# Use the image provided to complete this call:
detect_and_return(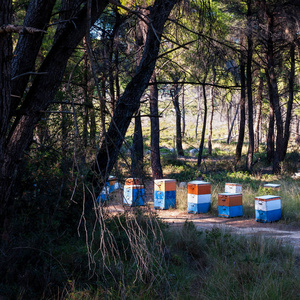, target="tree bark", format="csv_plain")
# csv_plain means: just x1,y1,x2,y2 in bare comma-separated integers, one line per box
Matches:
254,75,263,152
131,7,149,175
0,0,109,209
93,0,178,189
236,54,246,162
172,82,184,156
207,67,216,155
282,43,295,159
150,74,163,179
197,84,207,168
246,0,254,172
